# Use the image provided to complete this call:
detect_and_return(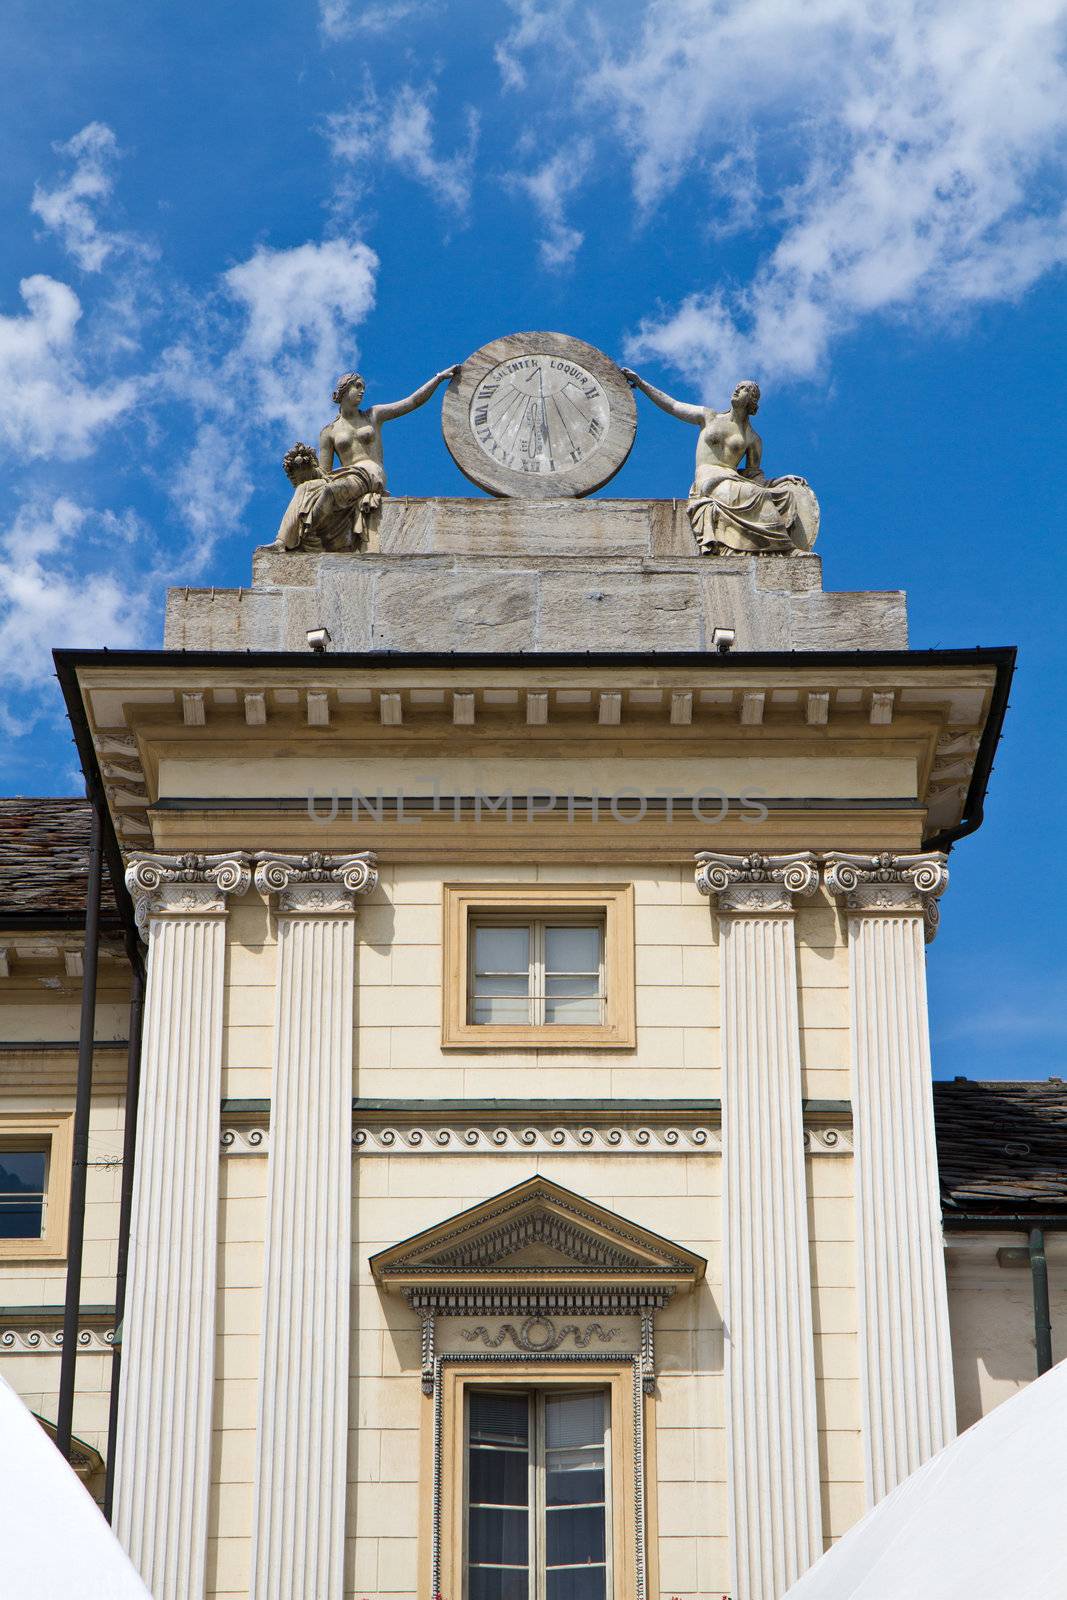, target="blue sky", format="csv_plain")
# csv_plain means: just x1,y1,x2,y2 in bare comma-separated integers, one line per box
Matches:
1,0,1065,1078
